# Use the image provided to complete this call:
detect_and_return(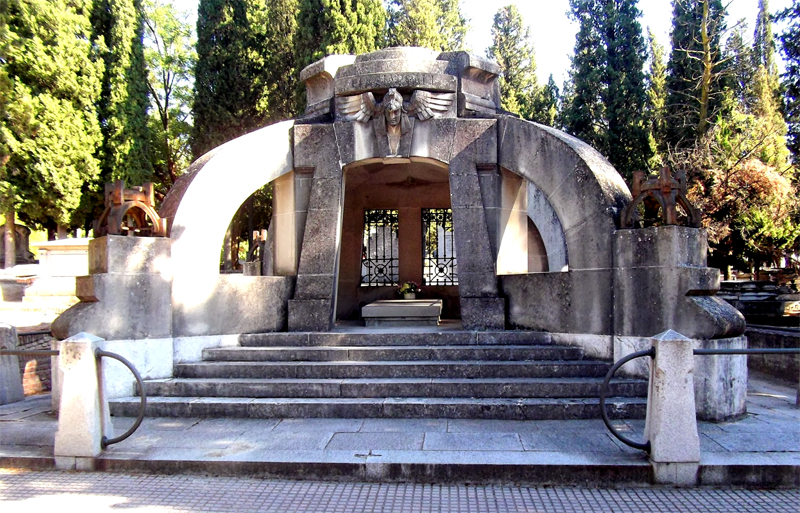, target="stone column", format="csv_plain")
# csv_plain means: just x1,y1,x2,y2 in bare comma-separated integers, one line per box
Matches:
0,323,24,405
288,124,344,331
54,332,114,471
645,330,700,486
449,120,504,330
